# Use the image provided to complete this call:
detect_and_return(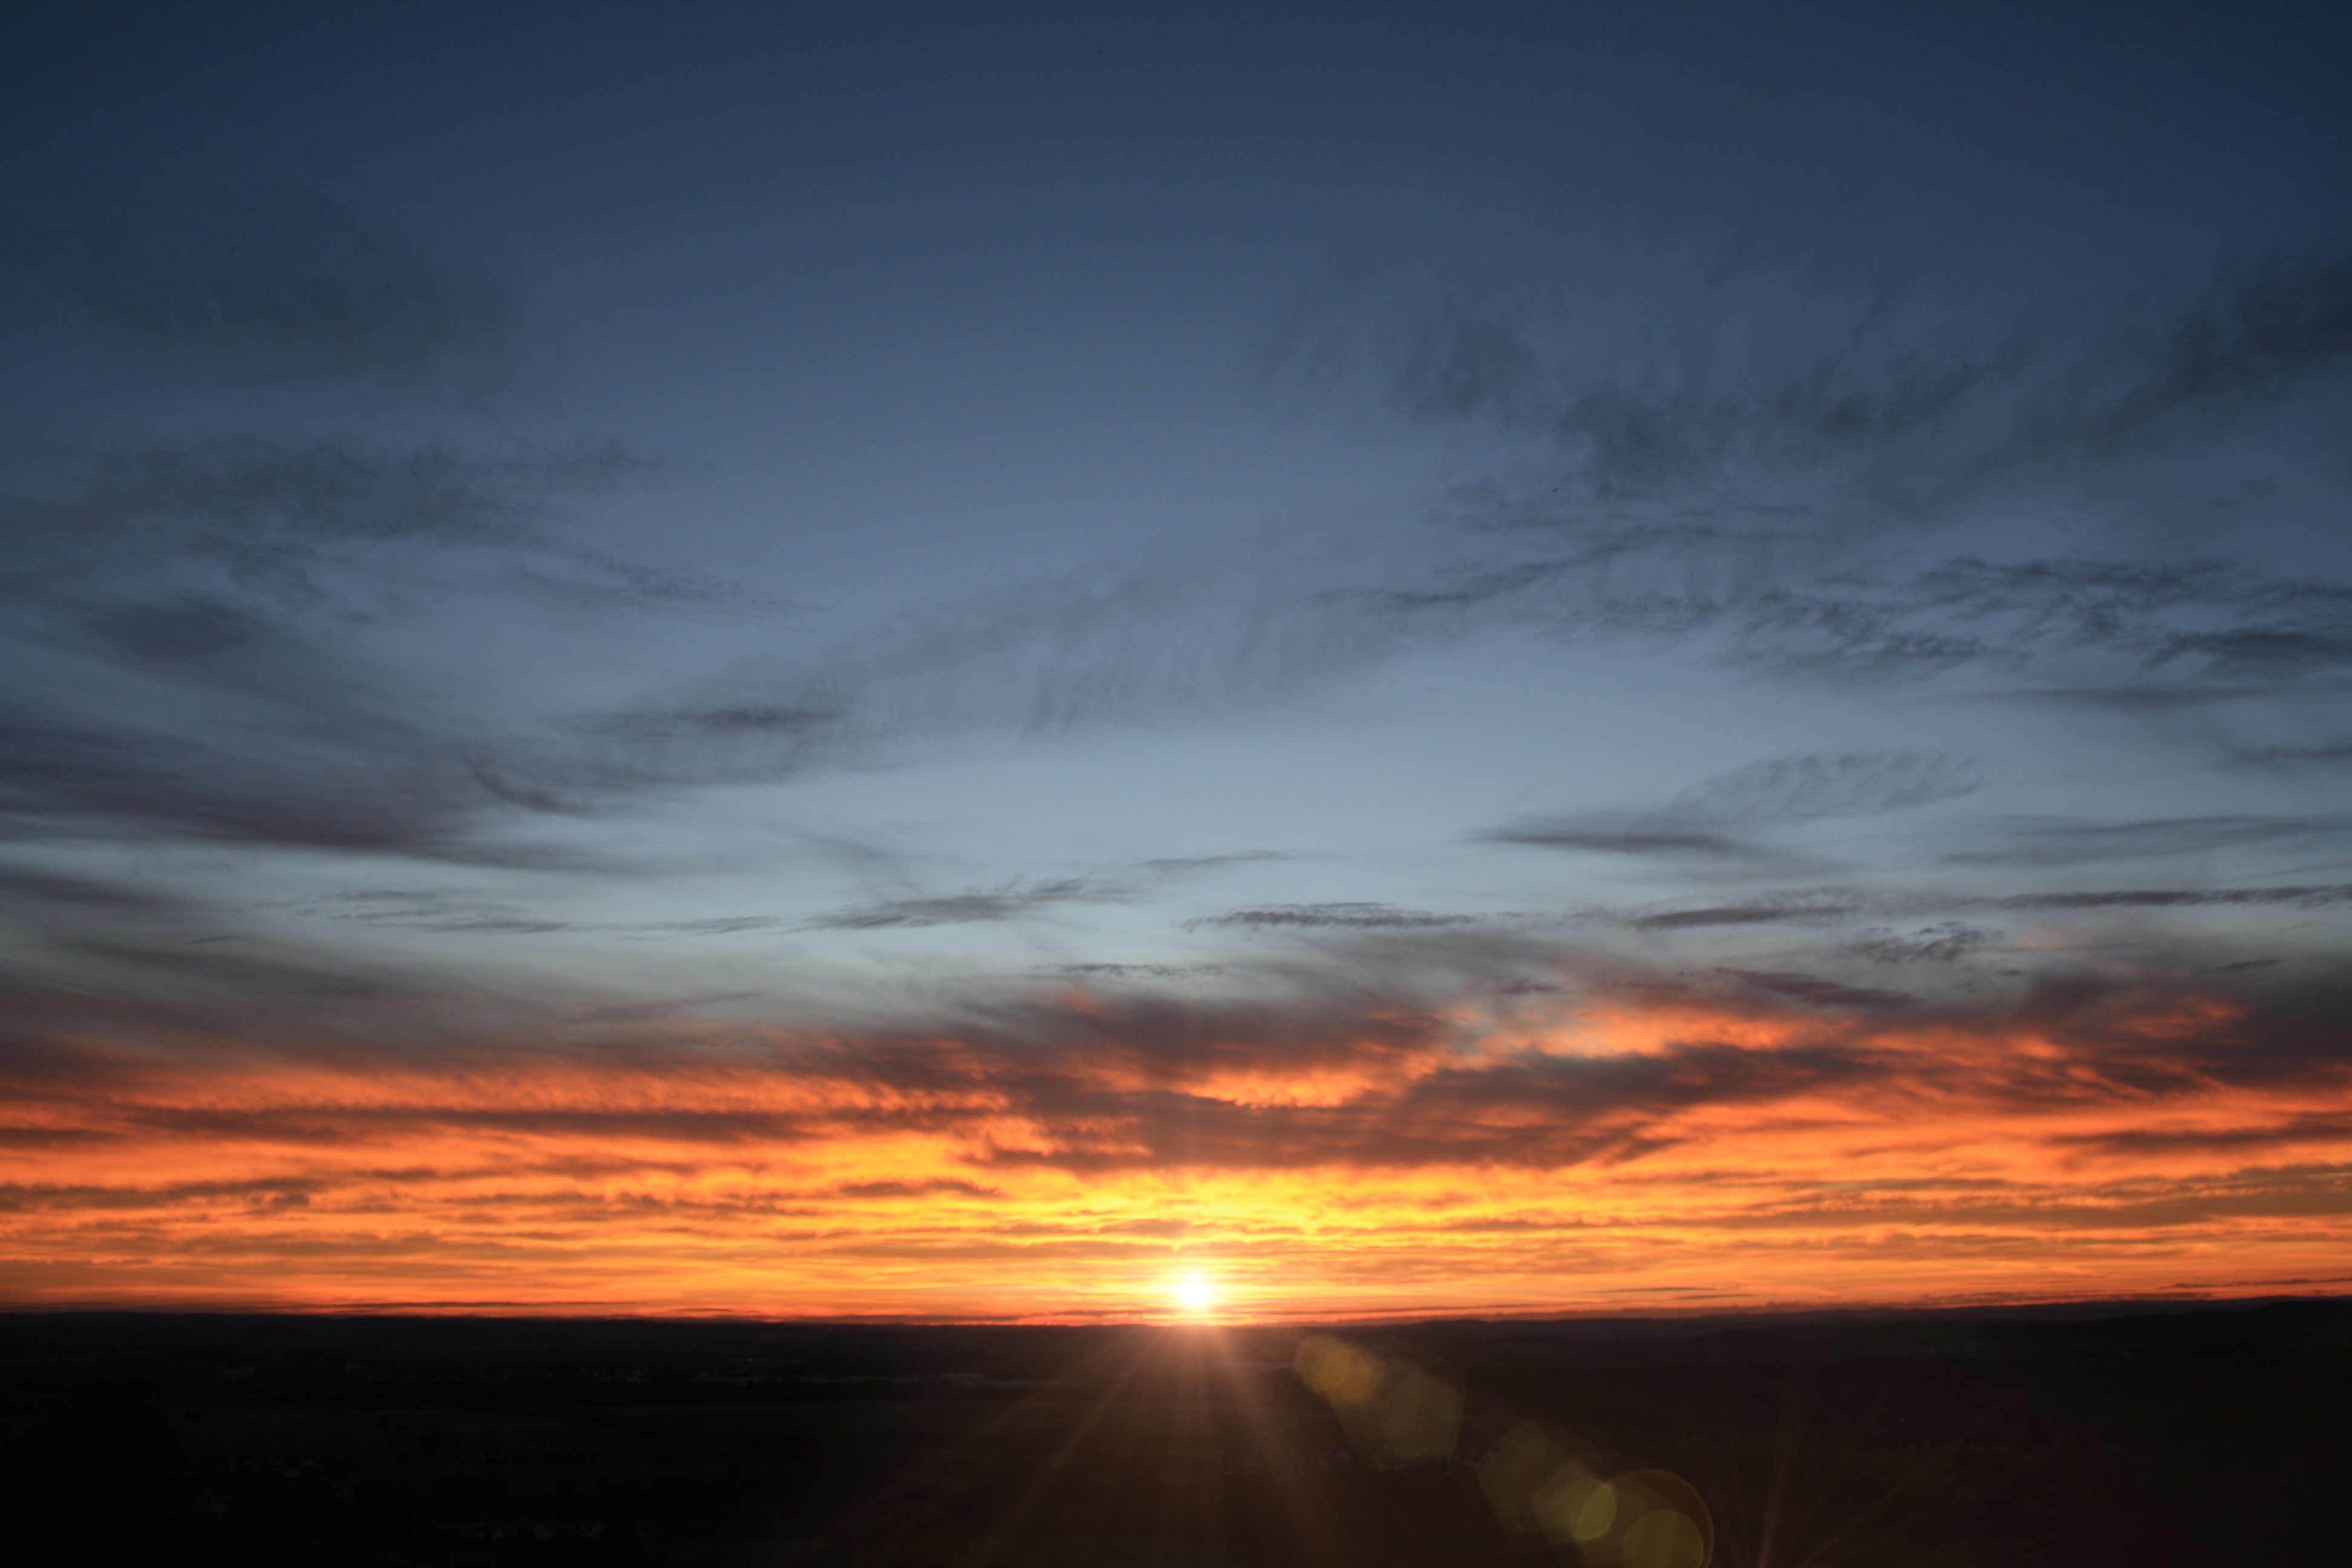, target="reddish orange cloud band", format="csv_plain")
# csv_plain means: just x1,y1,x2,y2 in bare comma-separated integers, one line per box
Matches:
3,986,2347,1319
